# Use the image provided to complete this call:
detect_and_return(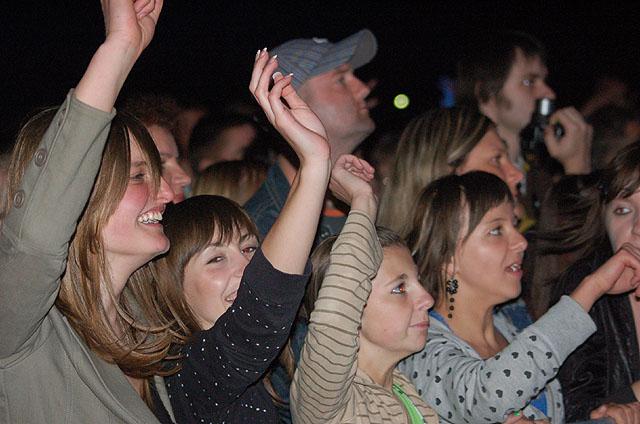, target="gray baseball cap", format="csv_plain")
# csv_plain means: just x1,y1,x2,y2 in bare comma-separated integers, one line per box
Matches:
272,29,377,89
